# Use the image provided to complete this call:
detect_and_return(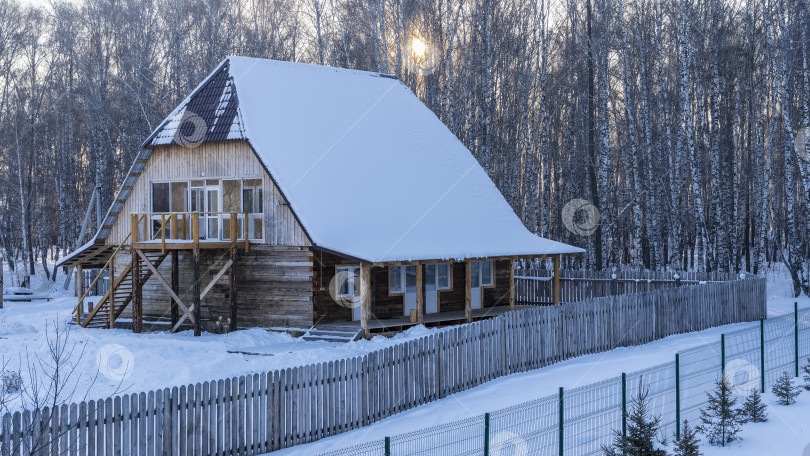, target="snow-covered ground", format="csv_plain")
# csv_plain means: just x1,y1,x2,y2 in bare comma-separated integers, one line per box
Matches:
0,264,447,413
1,263,808,455
265,267,810,455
